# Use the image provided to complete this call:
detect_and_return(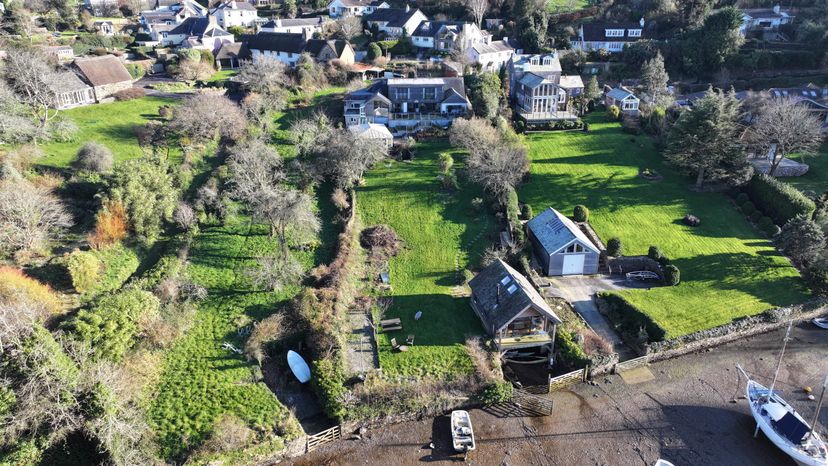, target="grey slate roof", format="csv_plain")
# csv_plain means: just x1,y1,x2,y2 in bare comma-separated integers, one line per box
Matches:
527,208,599,256
365,7,420,27
261,17,324,28
243,32,307,53
606,87,636,101
169,17,230,37
412,20,463,38
304,39,350,57
211,0,256,11
742,8,789,19
471,39,513,55
469,259,562,334
580,22,643,42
